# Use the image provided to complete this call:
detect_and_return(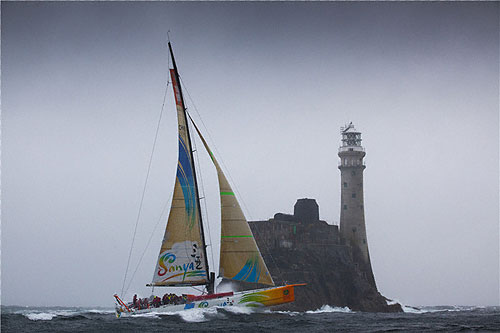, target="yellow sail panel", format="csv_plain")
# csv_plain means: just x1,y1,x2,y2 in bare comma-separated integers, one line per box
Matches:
191,120,274,286
218,175,274,285
151,69,208,286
